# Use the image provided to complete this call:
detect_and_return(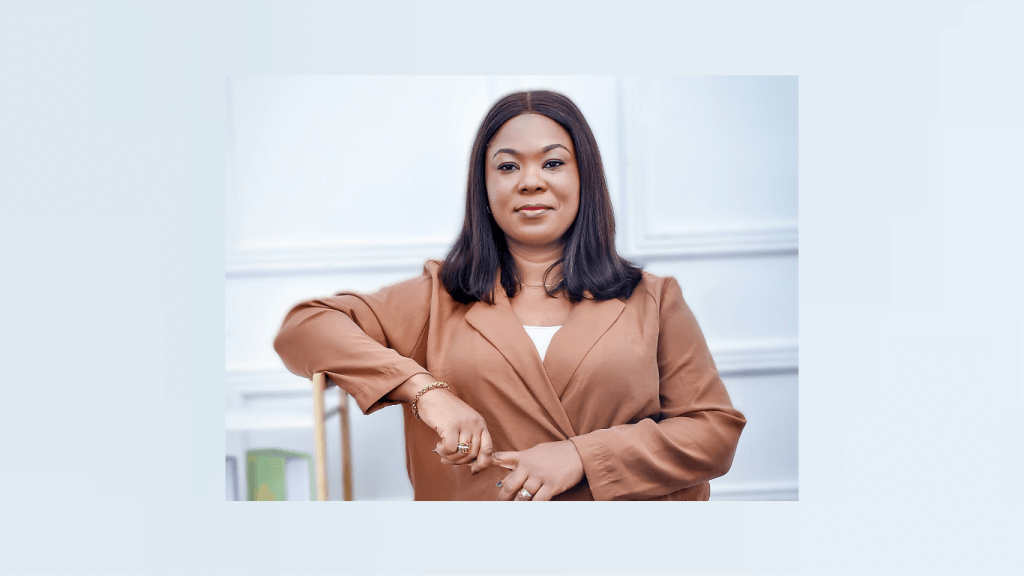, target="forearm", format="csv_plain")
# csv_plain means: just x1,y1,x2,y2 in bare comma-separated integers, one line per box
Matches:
274,300,429,414
383,372,436,403
569,409,746,501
